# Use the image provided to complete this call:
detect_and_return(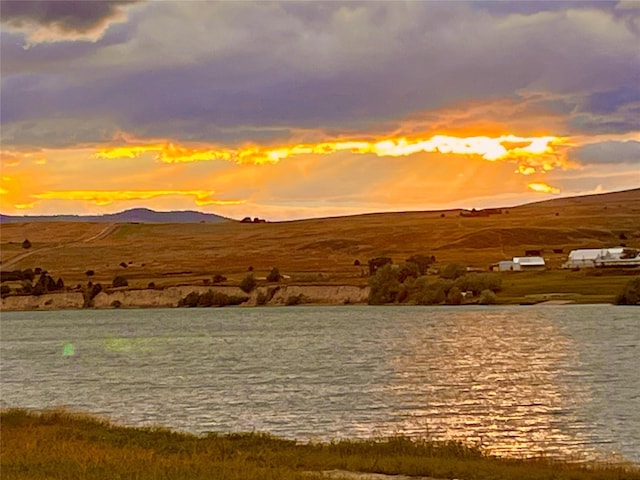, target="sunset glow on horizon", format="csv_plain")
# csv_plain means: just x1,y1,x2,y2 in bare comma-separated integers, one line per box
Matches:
1,1,638,219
